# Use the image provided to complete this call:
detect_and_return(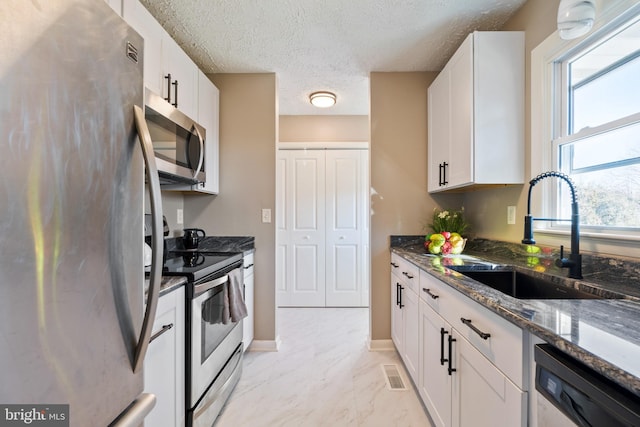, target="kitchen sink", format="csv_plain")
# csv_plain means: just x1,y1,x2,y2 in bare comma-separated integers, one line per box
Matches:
449,268,610,300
